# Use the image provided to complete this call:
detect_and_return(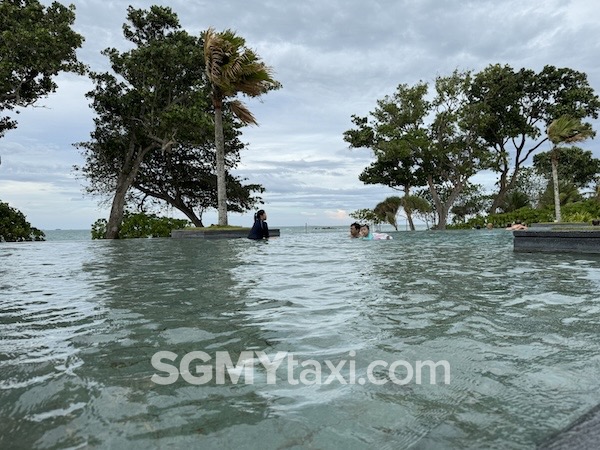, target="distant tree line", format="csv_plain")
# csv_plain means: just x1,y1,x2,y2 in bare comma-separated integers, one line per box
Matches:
345,66,600,229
